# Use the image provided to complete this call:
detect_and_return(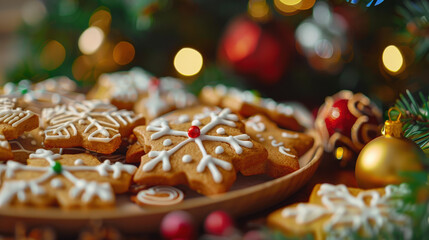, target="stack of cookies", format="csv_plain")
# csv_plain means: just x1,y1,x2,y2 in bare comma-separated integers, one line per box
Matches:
0,68,314,208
